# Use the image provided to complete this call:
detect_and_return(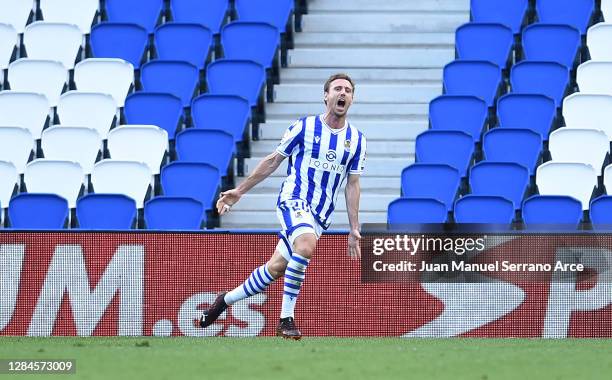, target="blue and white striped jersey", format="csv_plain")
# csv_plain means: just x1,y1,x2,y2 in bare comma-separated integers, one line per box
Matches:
275,114,367,229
